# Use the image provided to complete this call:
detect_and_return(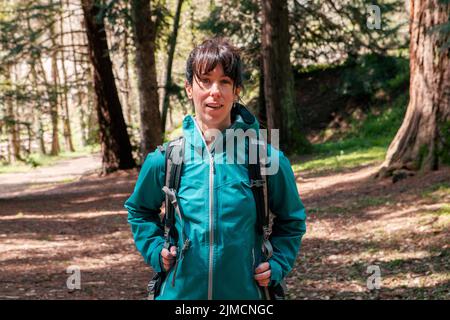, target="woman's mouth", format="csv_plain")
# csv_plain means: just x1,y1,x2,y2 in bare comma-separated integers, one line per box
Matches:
205,103,223,109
